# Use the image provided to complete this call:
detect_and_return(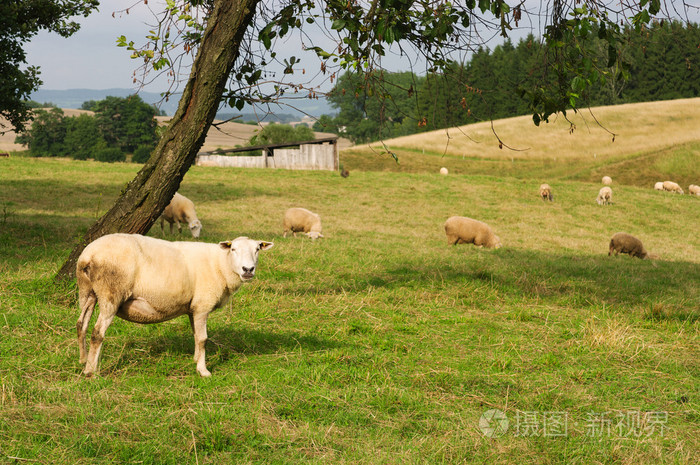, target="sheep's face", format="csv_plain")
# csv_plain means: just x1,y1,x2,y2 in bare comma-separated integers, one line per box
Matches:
306,231,324,240
189,220,202,239
220,237,274,281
